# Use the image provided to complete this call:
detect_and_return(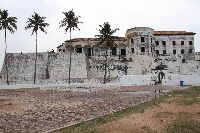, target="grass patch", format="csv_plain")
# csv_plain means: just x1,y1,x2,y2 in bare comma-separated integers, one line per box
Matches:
153,111,173,118
141,126,156,133
168,86,200,105
178,112,192,120
197,112,200,116
167,119,200,133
